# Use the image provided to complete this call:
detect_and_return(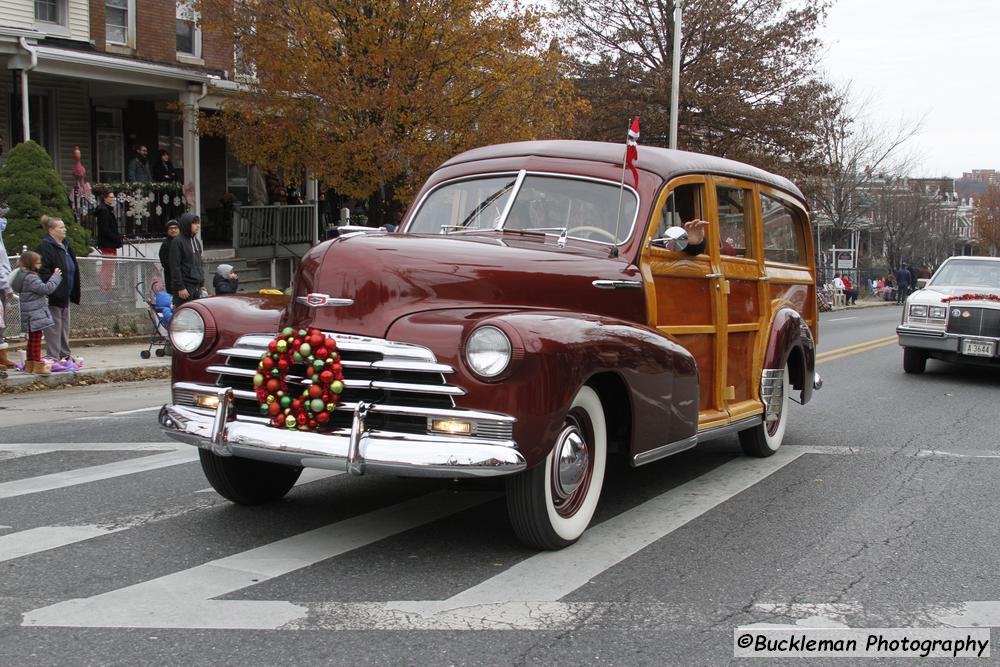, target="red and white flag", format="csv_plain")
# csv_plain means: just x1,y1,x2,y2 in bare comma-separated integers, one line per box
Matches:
625,116,640,187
